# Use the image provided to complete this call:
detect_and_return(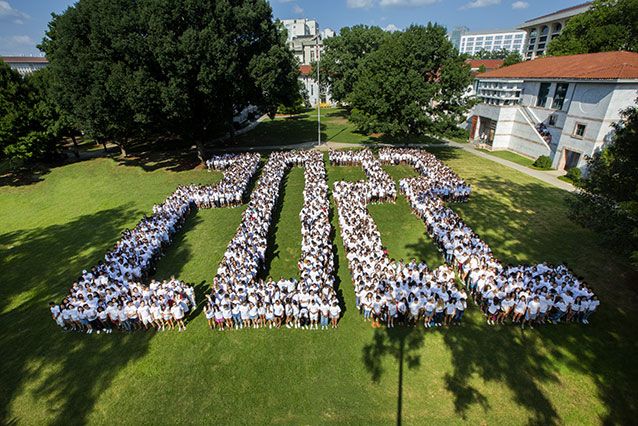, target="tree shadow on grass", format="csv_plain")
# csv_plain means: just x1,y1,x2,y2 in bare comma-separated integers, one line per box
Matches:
0,202,202,424
362,327,426,426
438,173,638,424
443,320,560,424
